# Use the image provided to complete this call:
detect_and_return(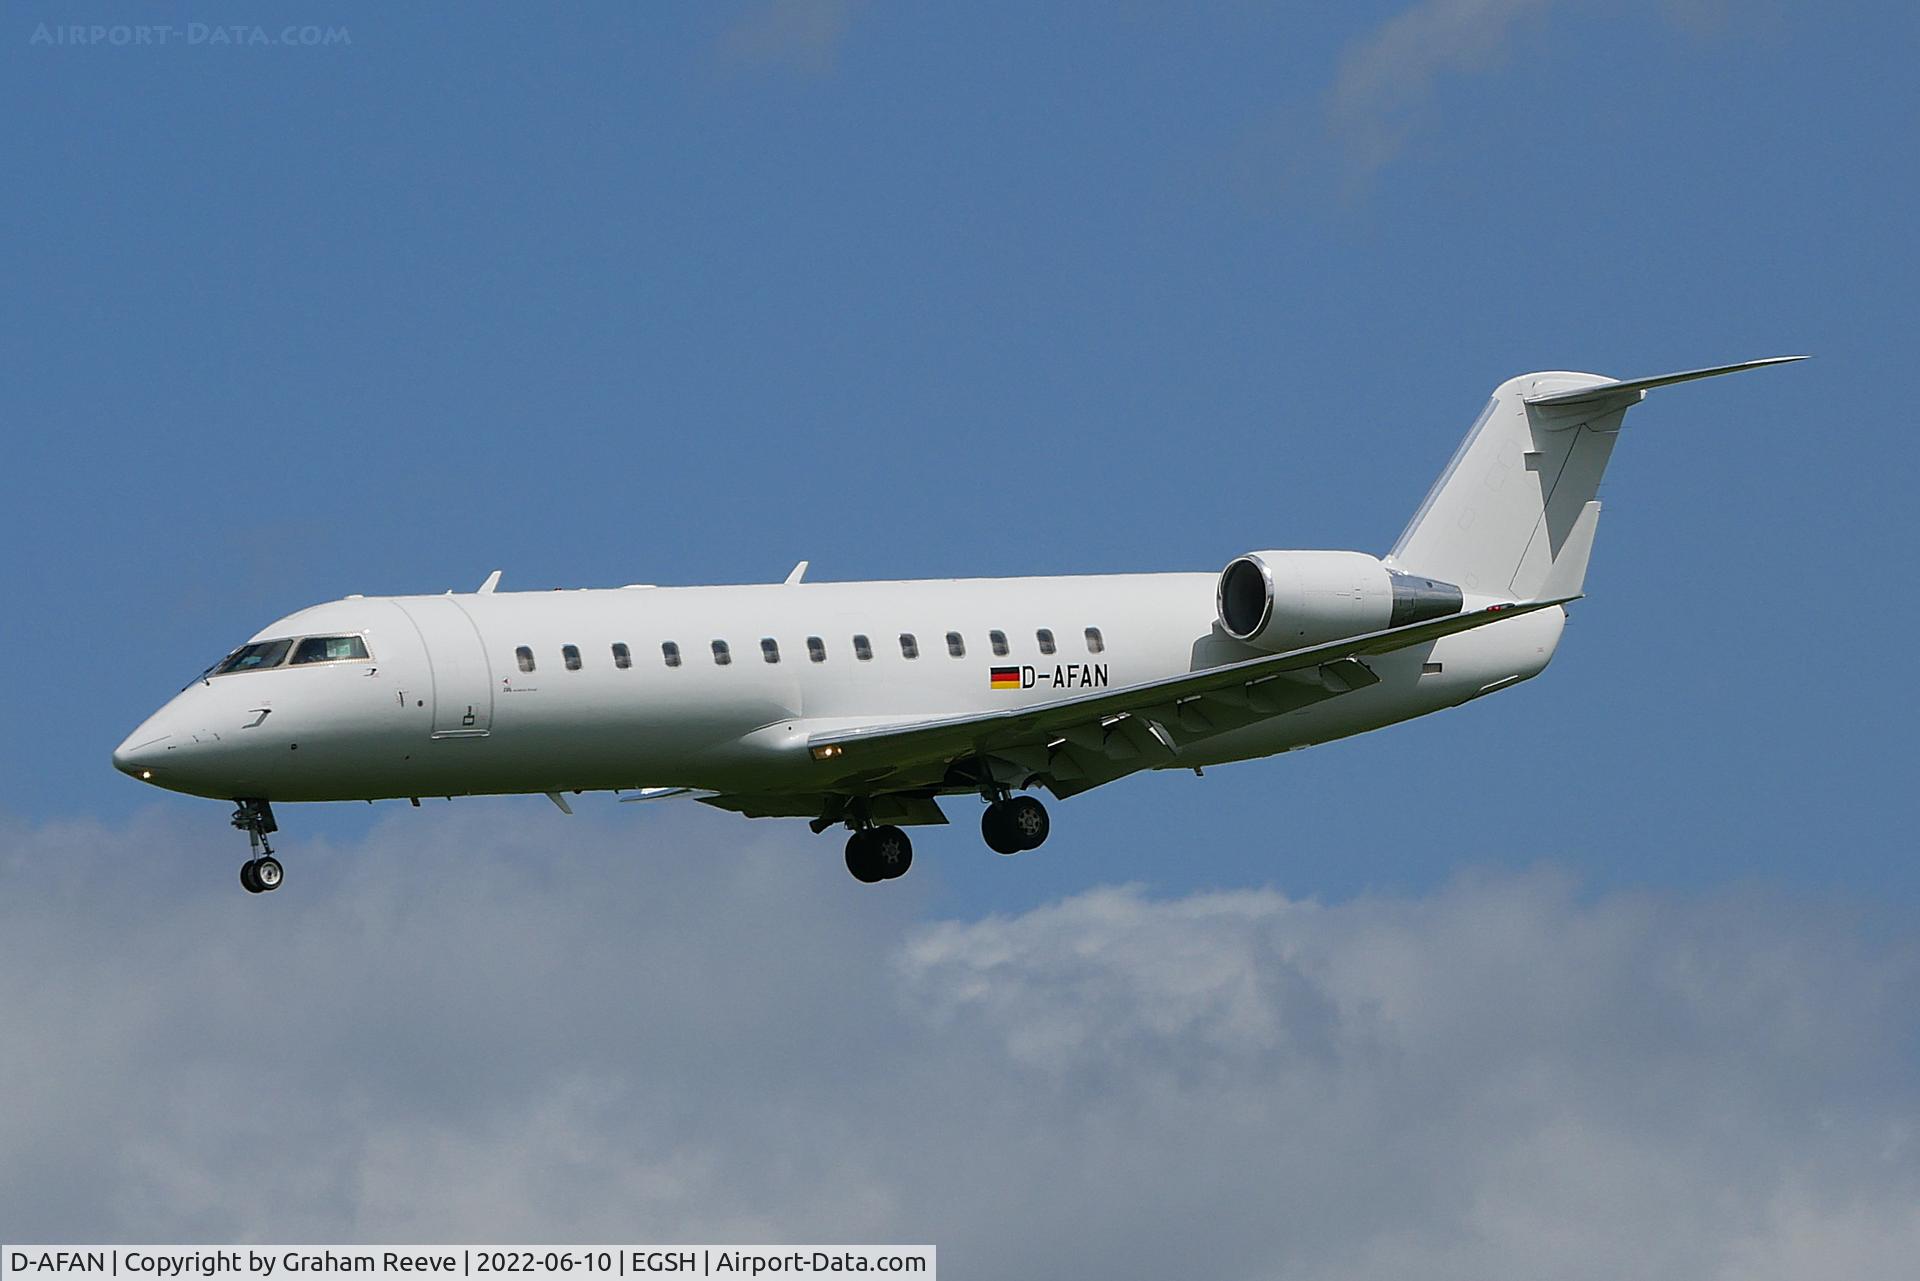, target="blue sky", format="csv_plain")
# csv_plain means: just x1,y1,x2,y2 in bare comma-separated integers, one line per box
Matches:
7,1,1912,915
5,2,1920,1266
0,0,1912,918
